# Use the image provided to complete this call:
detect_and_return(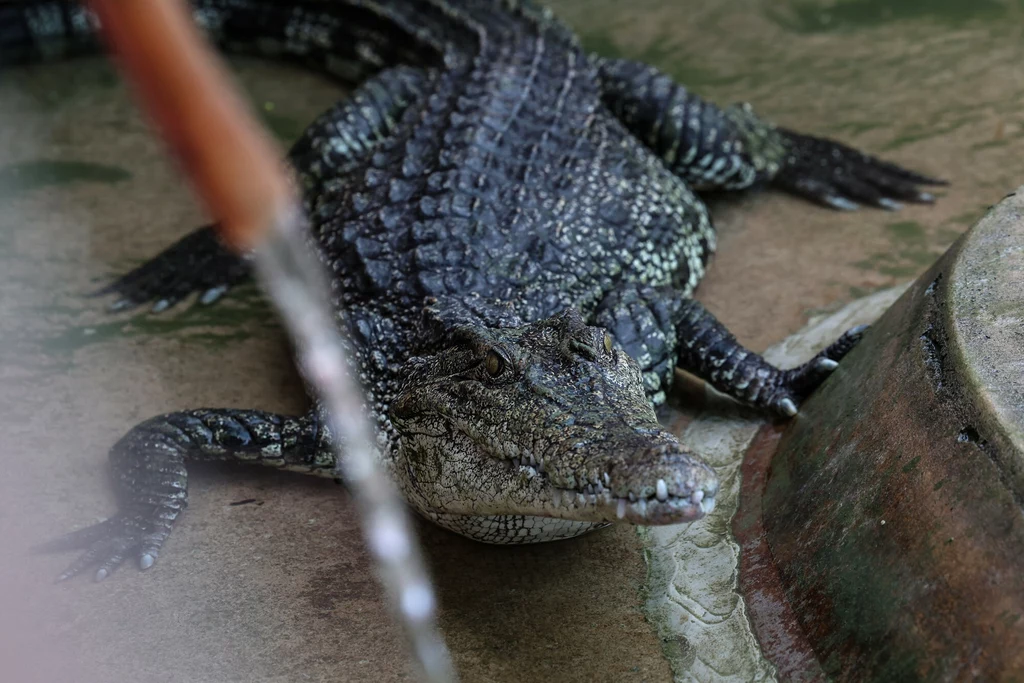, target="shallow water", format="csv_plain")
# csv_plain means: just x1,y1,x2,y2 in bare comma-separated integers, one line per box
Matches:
1,2,1020,681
